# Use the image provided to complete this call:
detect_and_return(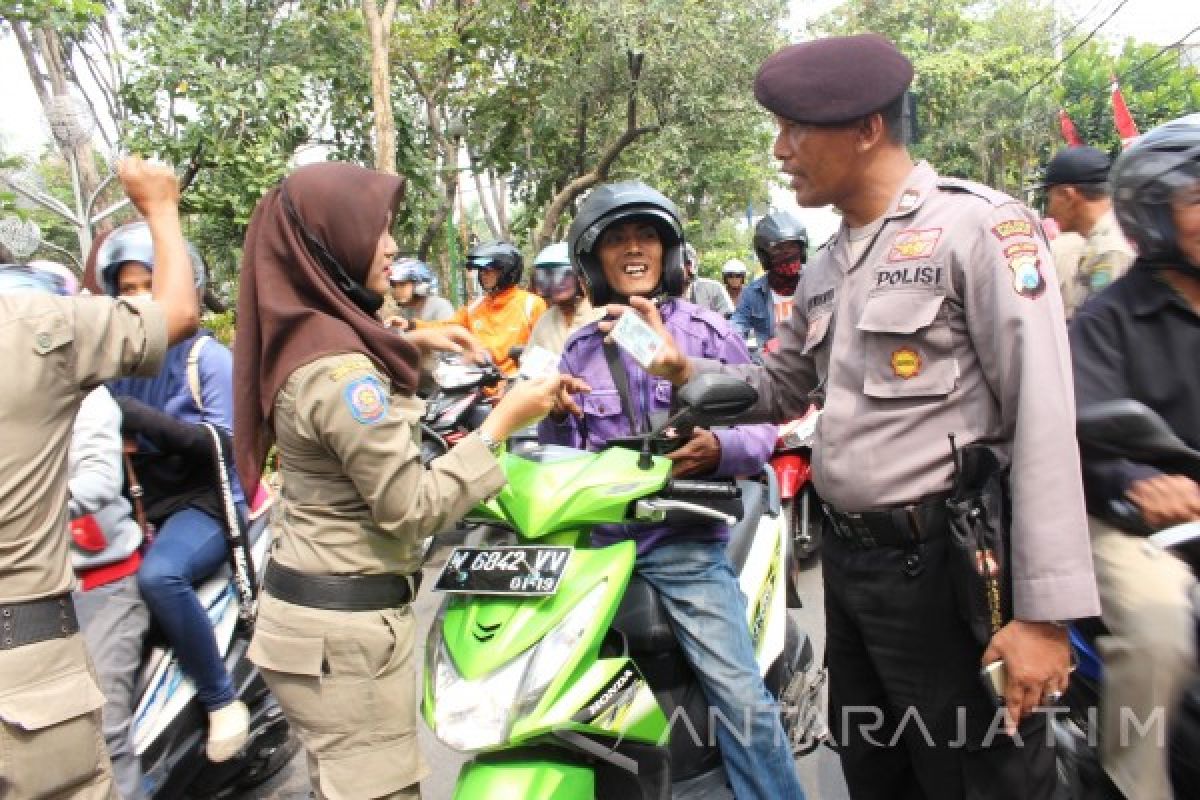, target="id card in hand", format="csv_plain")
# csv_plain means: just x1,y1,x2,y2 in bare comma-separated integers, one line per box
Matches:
517,345,561,380
610,309,664,369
